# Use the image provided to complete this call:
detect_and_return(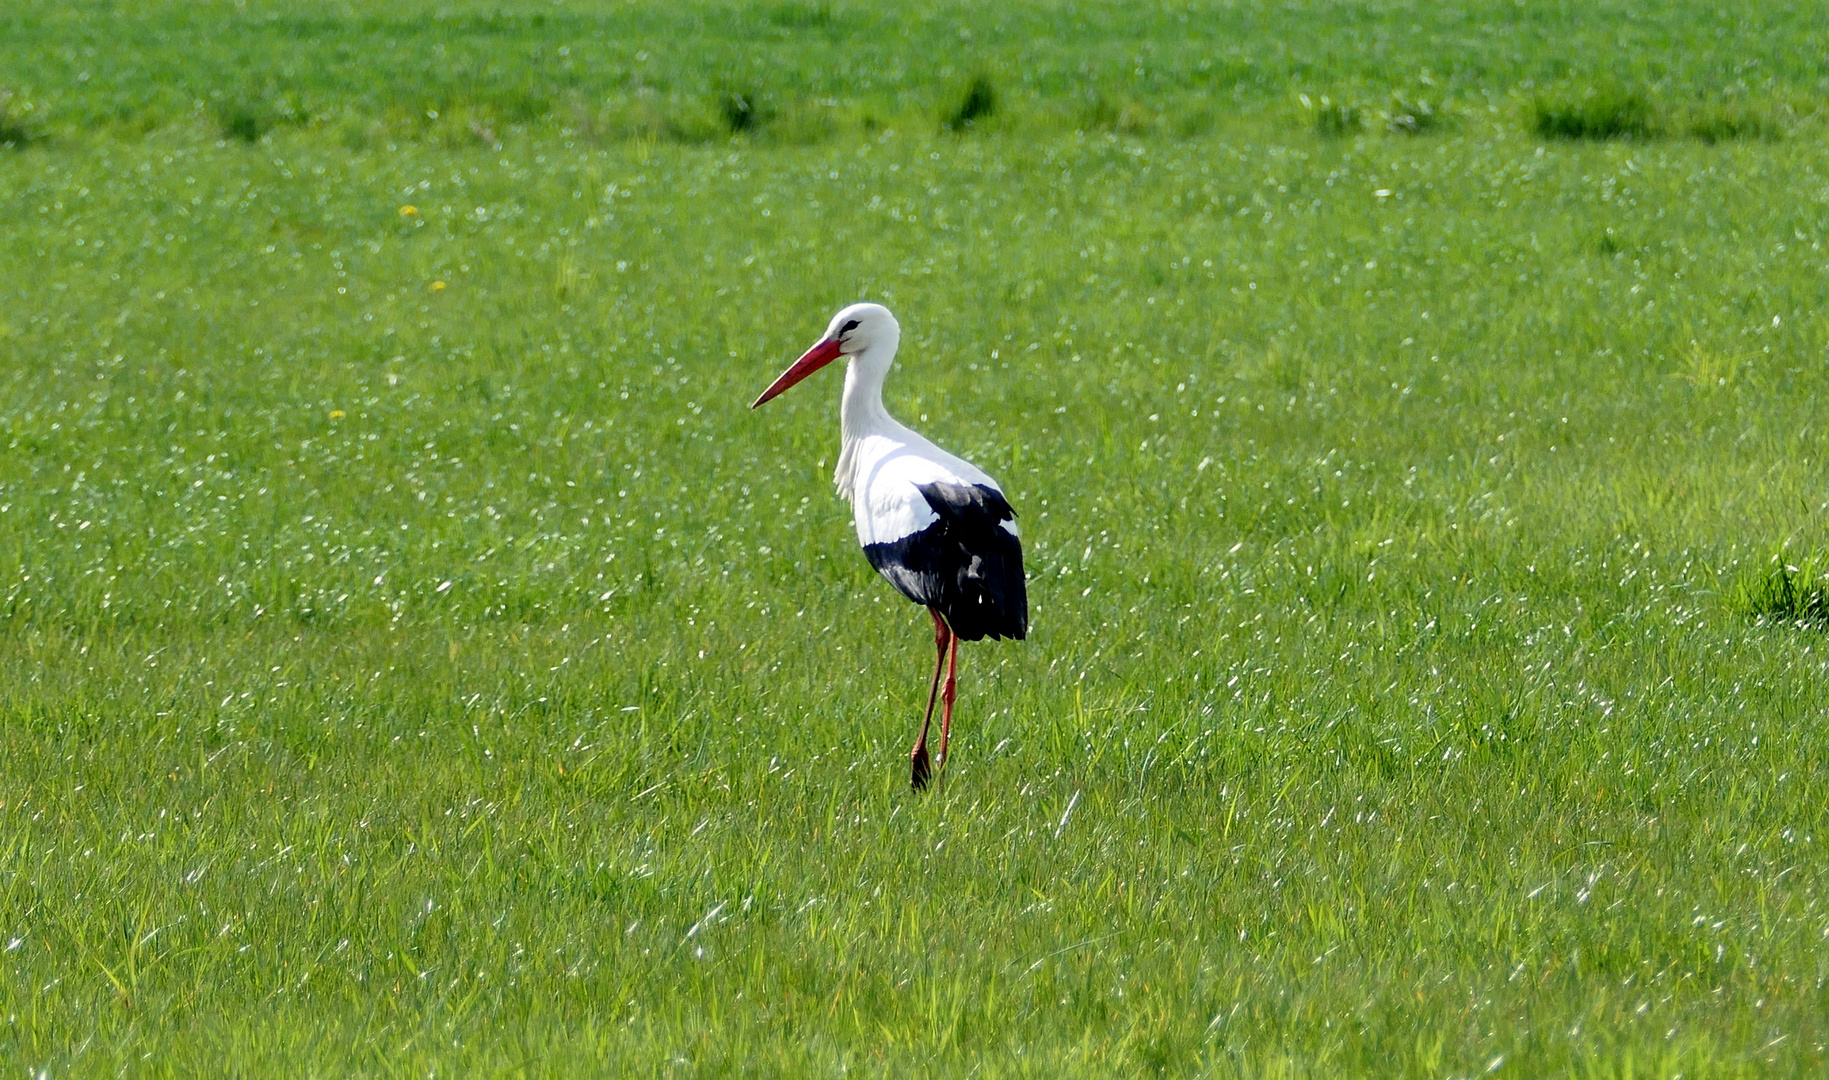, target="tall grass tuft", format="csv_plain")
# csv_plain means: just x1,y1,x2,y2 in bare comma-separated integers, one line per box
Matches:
944,75,997,131
1741,556,1829,628
214,100,271,143
0,90,34,149
1688,104,1781,144
1384,93,1442,134
468,119,501,150
719,90,763,135
1532,88,1656,140
767,1,835,28
1080,94,1152,135
1301,95,1360,138
212,93,305,144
